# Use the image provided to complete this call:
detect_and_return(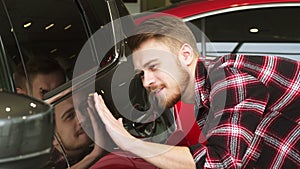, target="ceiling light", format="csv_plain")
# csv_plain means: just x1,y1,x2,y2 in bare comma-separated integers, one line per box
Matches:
5,107,11,112
23,22,32,28
30,102,37,108
69,54,76,59
64,24,72,30
118,82,126,87
45,23,54,30
249,28,259,33
50,48,57,53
